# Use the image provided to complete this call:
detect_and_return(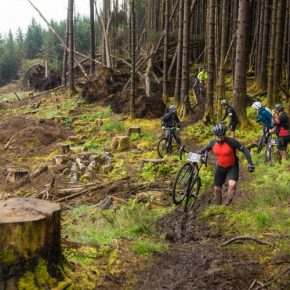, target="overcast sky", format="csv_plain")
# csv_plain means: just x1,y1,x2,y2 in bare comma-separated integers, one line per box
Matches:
0,0,92,36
